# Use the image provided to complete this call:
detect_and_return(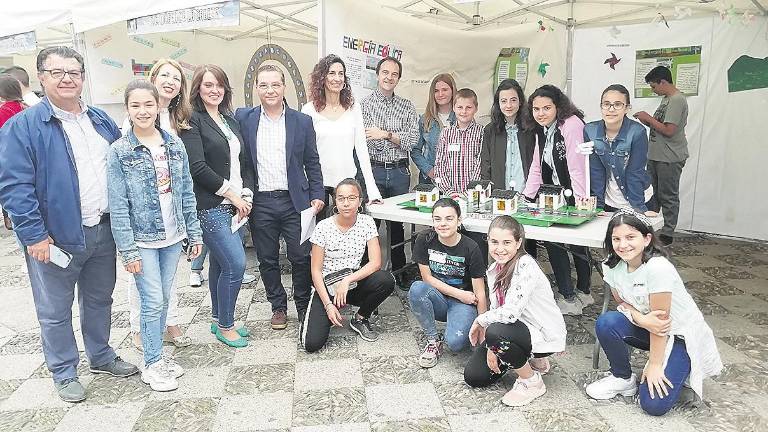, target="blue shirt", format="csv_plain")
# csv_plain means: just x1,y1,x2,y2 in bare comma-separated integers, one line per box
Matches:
504,123,526,191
